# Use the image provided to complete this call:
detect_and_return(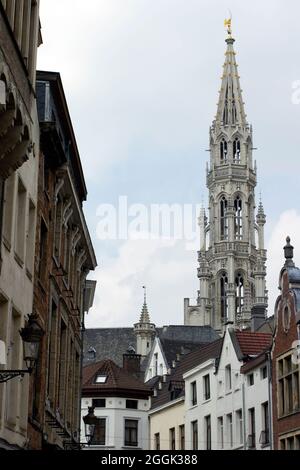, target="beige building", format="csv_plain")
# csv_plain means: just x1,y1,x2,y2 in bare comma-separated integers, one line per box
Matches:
149,397,185,451
0,1,41,450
